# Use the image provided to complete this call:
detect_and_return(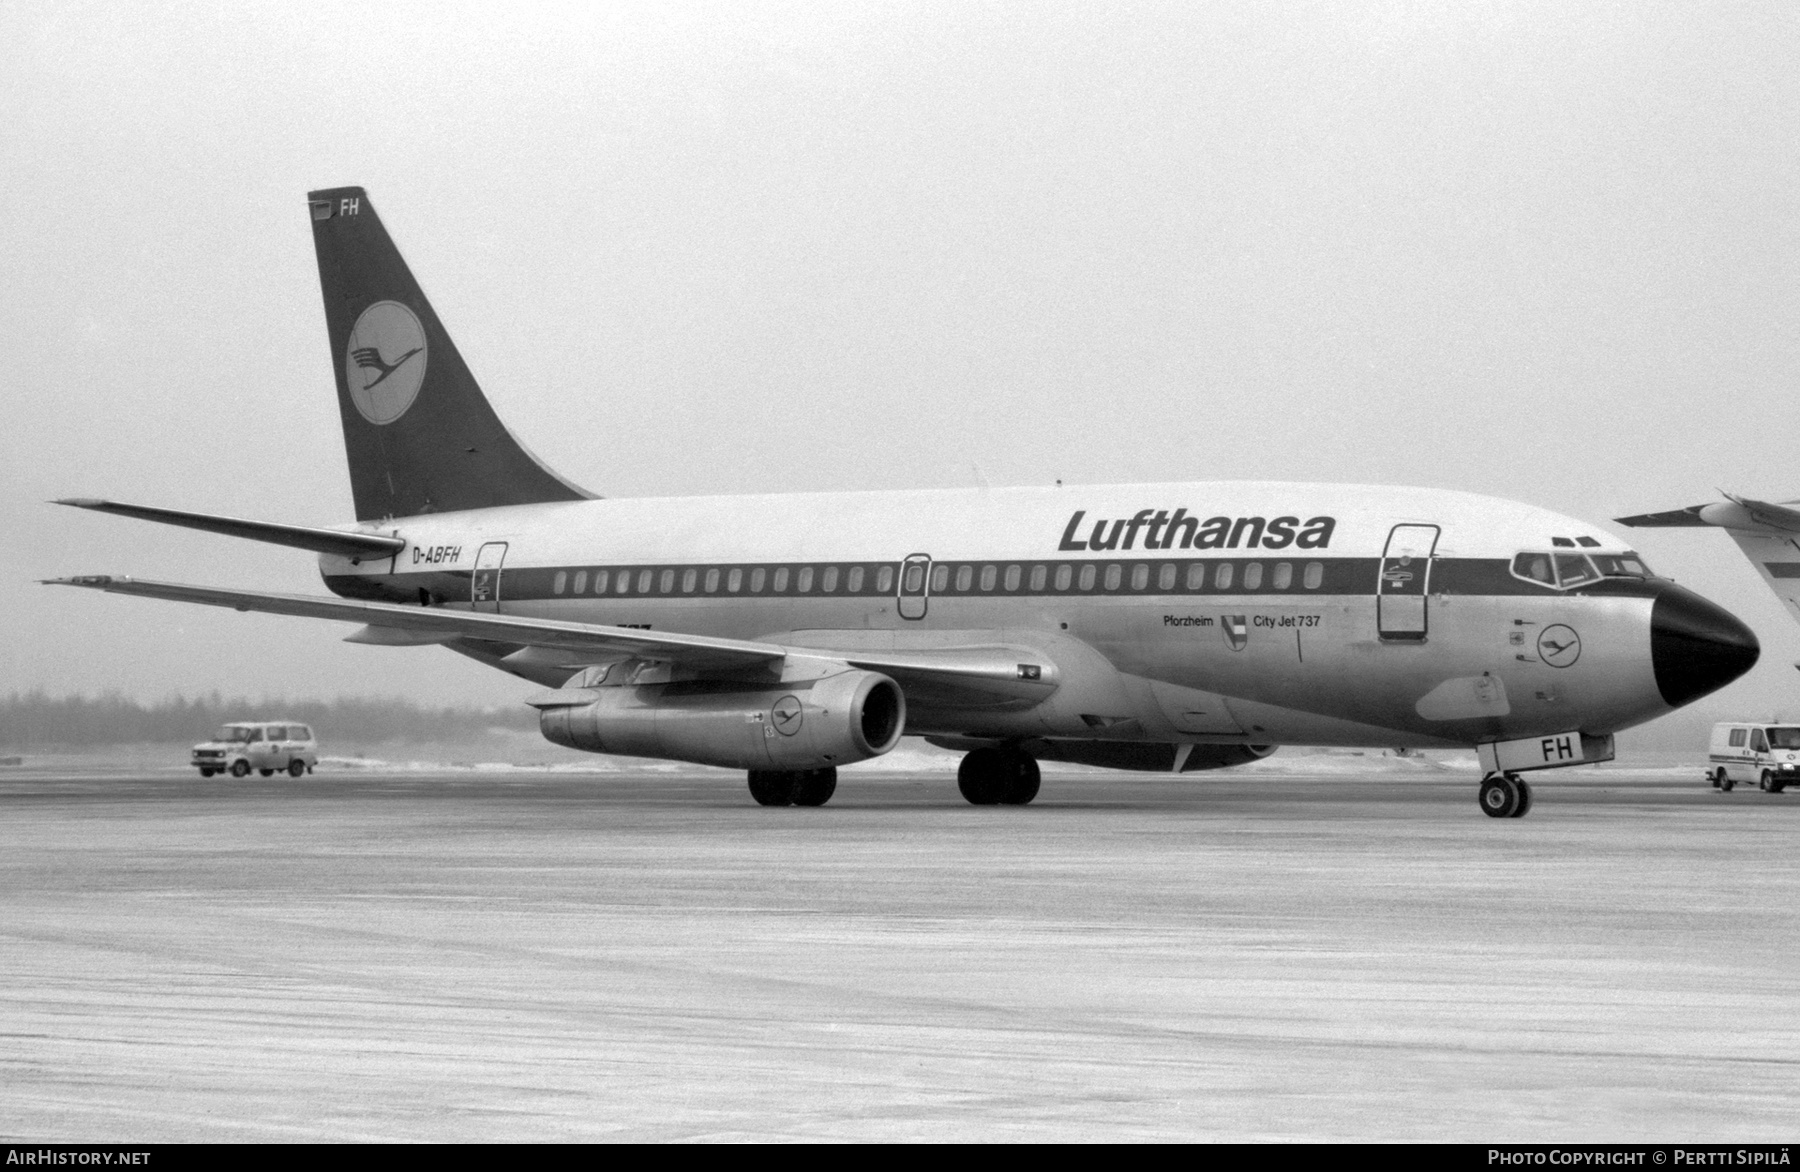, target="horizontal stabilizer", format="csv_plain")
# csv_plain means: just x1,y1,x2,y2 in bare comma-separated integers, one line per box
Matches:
54,499,405,559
